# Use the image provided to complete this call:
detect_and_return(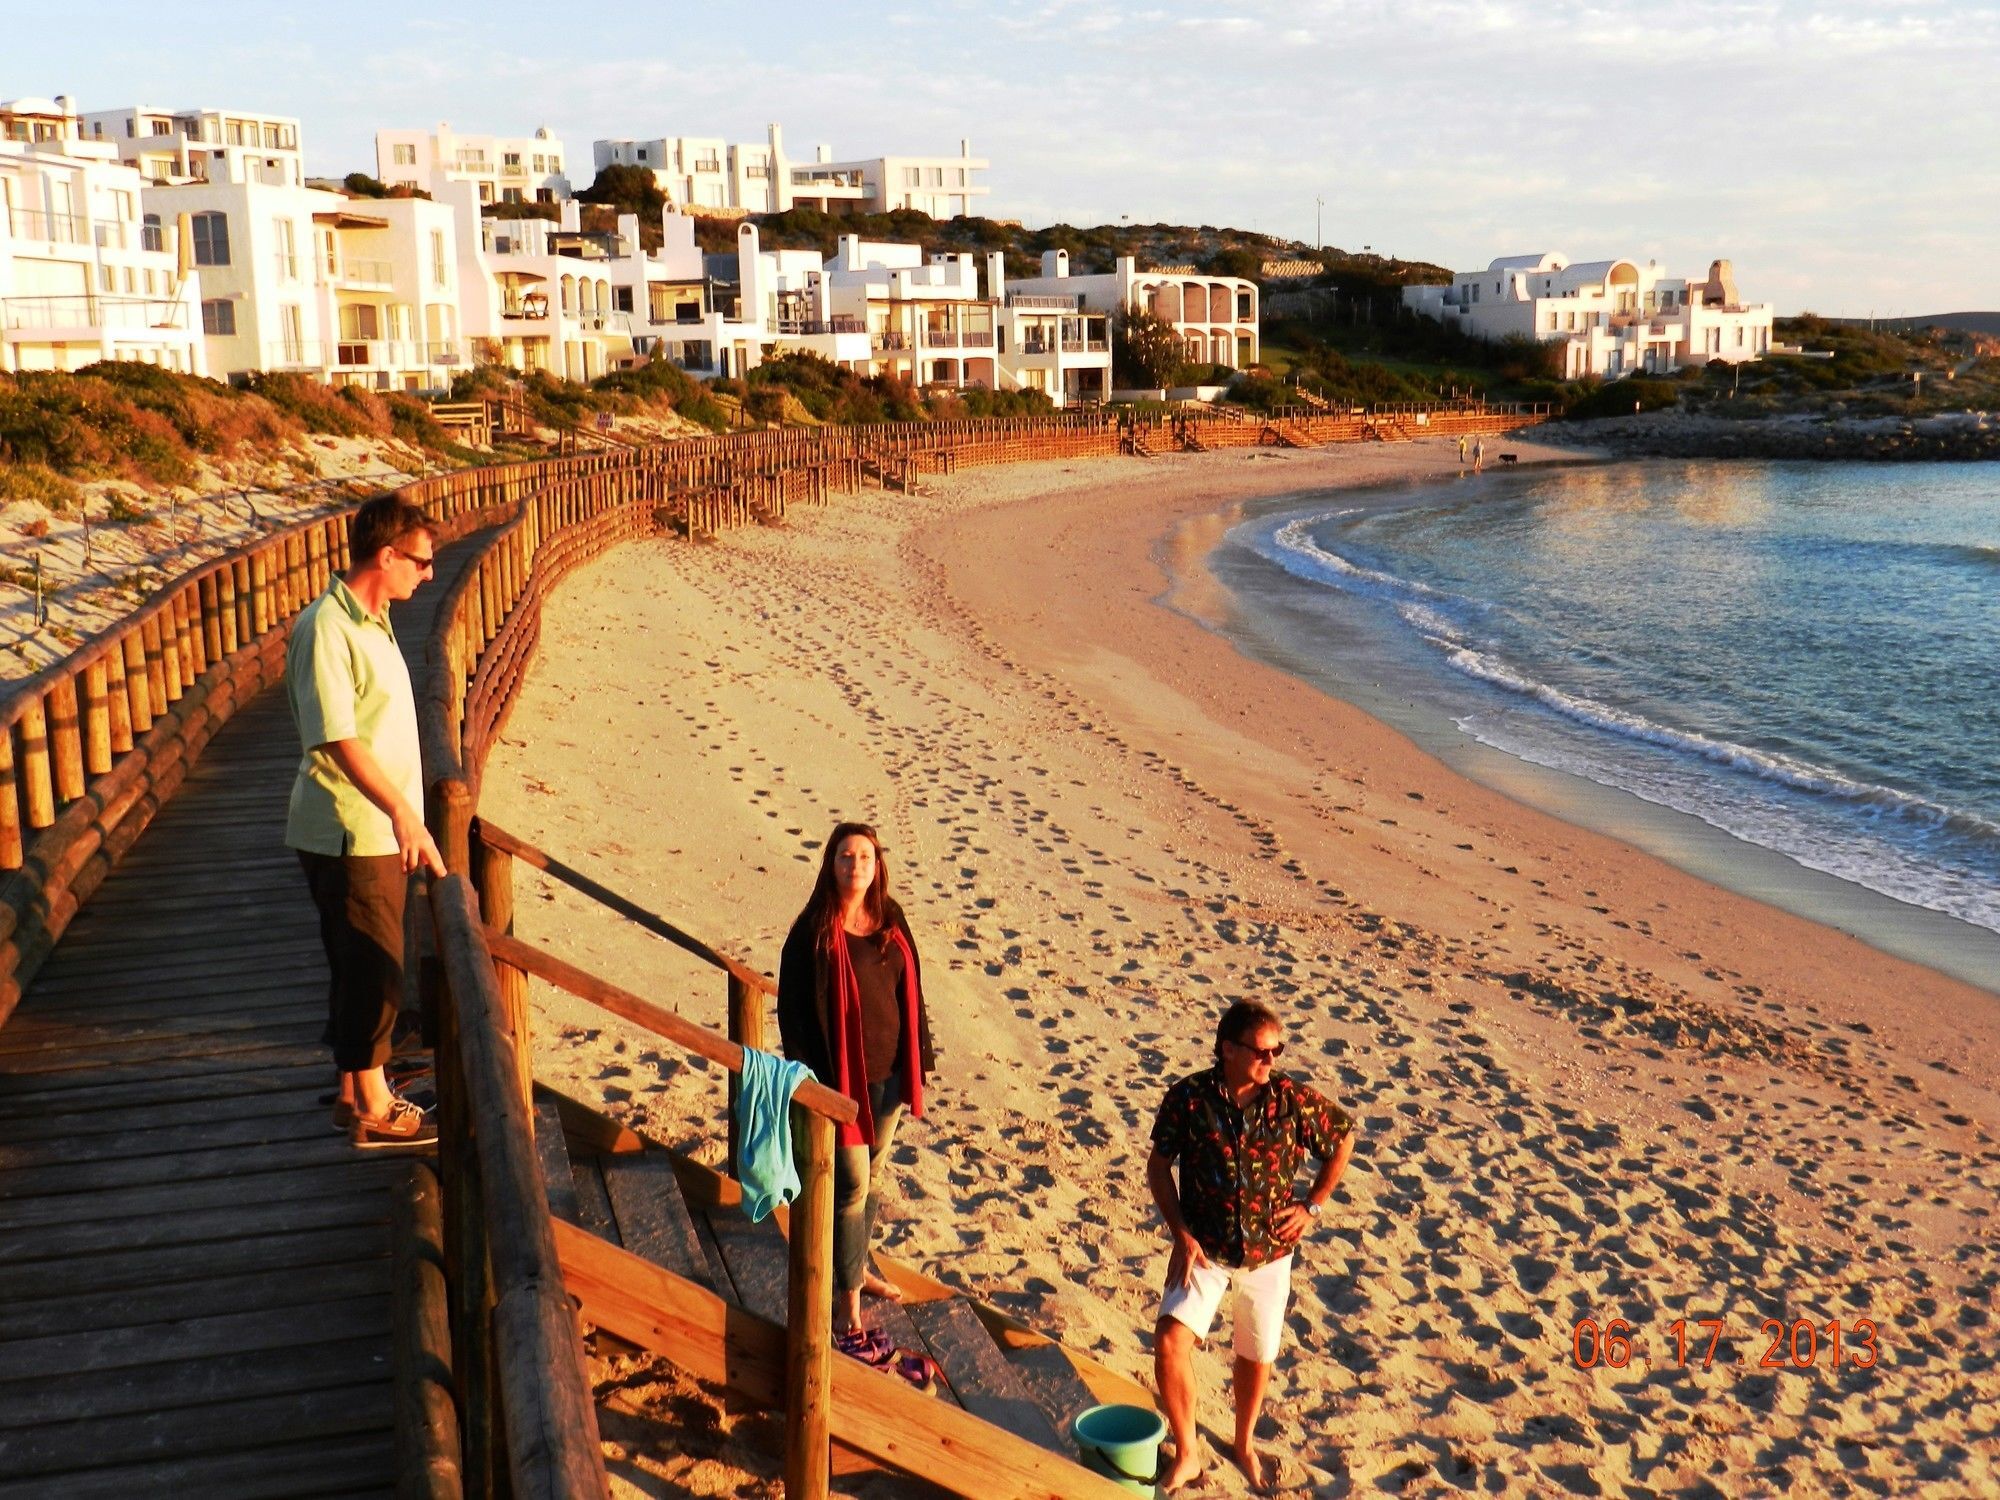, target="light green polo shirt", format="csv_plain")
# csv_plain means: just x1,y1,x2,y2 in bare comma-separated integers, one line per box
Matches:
284,576,425,857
